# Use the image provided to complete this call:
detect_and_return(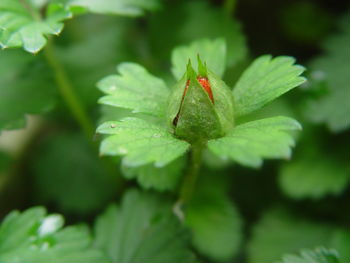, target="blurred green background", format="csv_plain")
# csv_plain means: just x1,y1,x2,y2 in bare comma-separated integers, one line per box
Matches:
1,0,350,262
